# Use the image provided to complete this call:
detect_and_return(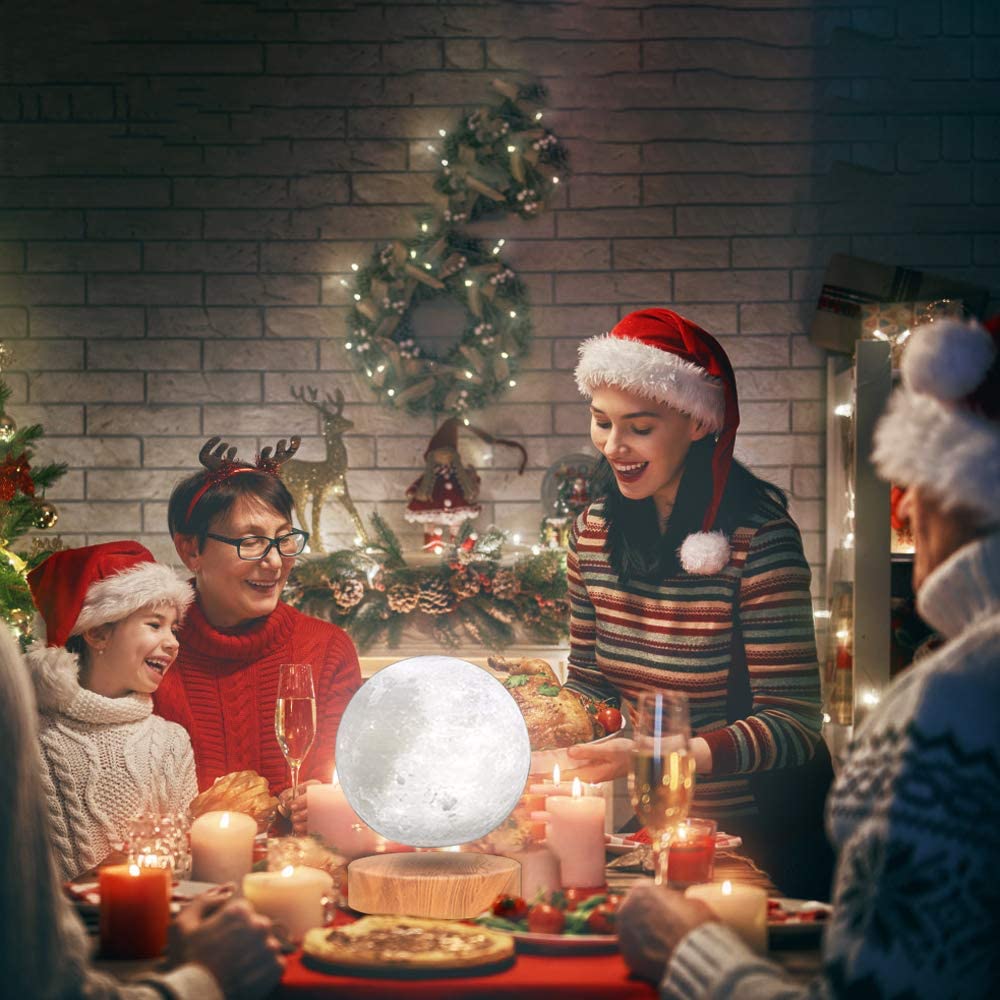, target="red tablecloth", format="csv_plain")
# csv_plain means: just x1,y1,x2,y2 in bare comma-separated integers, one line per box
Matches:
281,950,657,999
278,910,657,999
